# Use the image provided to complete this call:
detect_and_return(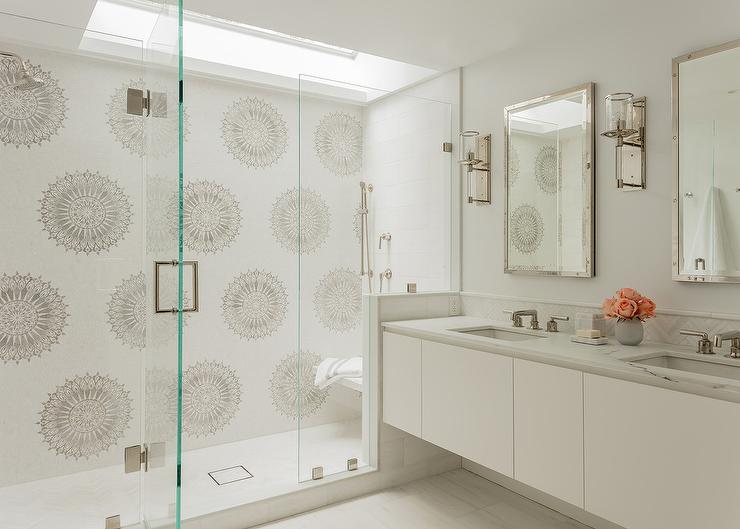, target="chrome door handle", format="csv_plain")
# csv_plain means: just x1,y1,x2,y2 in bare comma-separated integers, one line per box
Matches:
154,260,199,313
